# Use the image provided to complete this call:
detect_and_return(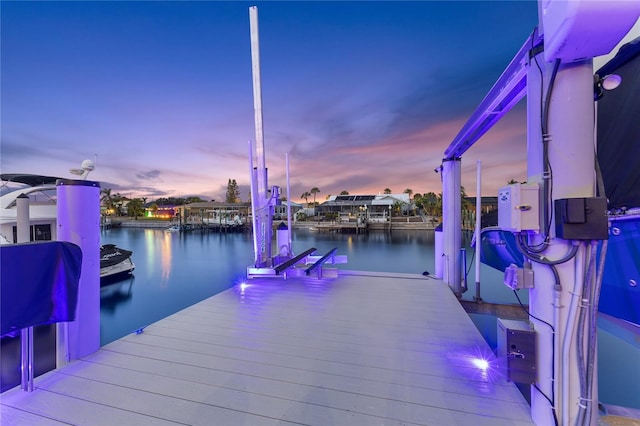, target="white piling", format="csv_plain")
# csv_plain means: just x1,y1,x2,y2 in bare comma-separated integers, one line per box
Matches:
56,179,101,362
